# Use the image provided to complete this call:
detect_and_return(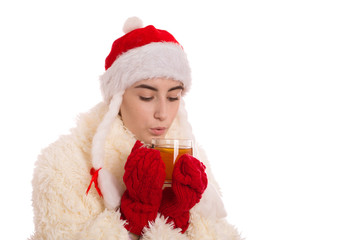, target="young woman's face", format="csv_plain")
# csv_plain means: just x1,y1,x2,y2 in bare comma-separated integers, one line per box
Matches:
120,77,183,144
